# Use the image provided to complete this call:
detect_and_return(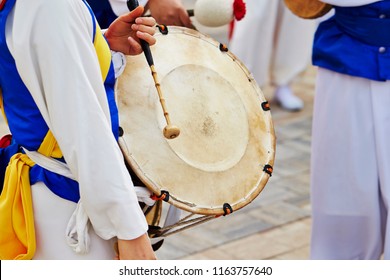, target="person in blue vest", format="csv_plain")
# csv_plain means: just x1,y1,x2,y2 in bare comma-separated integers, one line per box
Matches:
0,0,157,260
87,0,118,29
310,0,390,259
88,0,193,29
